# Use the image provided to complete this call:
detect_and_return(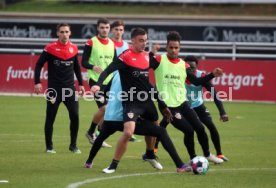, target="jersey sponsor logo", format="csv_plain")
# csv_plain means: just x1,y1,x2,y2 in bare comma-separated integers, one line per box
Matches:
53,60,73,66
174,112,182,119
127,112,134,119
